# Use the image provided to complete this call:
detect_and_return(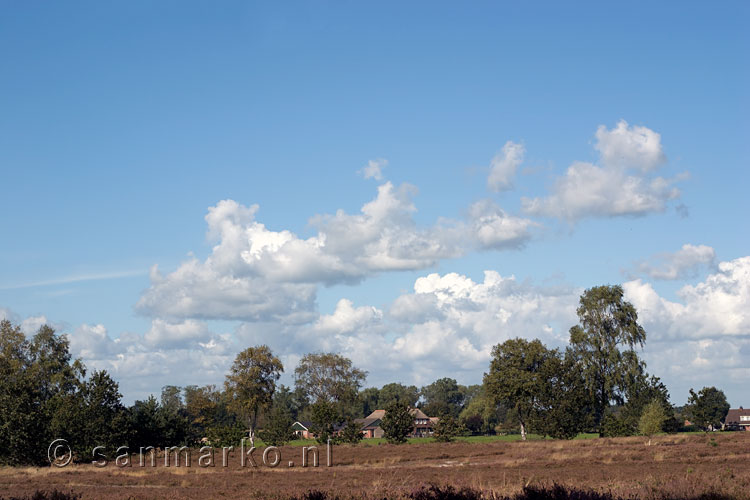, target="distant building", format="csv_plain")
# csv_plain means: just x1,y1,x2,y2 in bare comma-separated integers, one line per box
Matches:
411,408,434,437
356,408,438,438
356,415,384,438
292,421,314,439
723,407,750,431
